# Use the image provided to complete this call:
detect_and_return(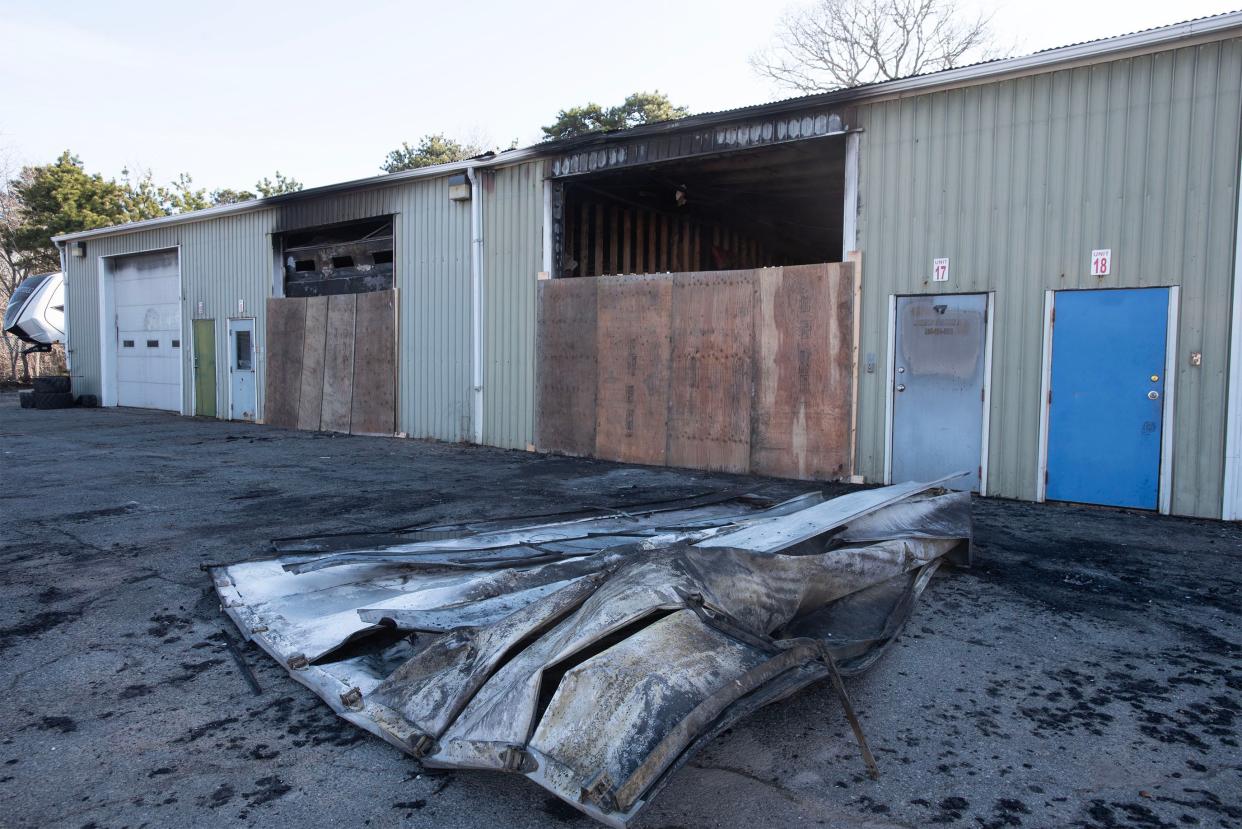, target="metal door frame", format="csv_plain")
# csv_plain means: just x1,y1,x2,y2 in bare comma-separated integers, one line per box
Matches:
883,291,995,494
226,316,257,422
1036,286,1179,514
